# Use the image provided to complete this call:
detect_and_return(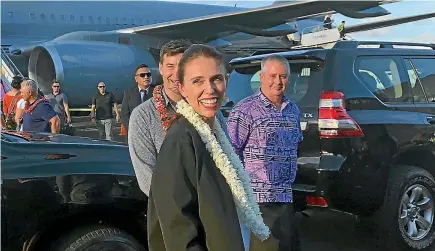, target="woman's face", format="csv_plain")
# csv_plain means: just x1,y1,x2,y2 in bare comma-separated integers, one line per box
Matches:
179,56,226,122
